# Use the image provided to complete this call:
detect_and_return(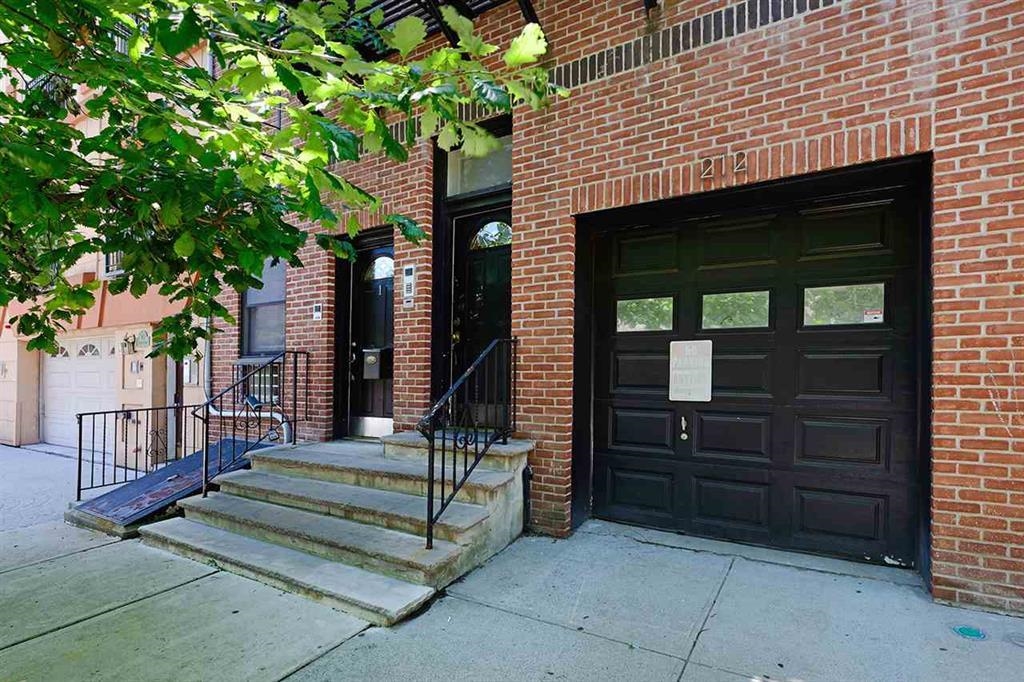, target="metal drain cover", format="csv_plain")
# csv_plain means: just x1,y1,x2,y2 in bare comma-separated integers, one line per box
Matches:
952,625,987,641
